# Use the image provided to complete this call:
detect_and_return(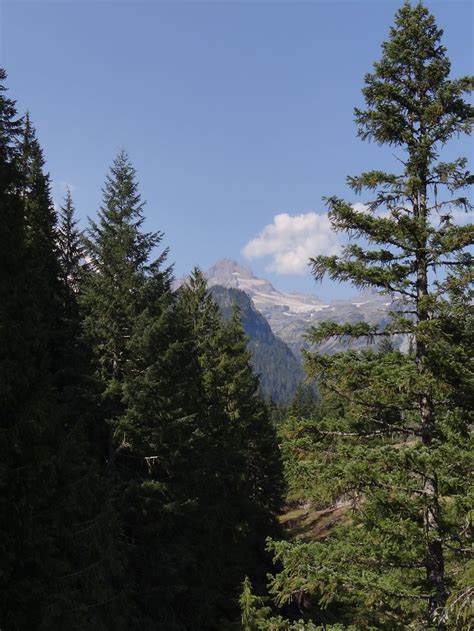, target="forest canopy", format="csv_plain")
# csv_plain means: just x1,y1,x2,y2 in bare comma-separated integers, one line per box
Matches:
0,2,472,630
